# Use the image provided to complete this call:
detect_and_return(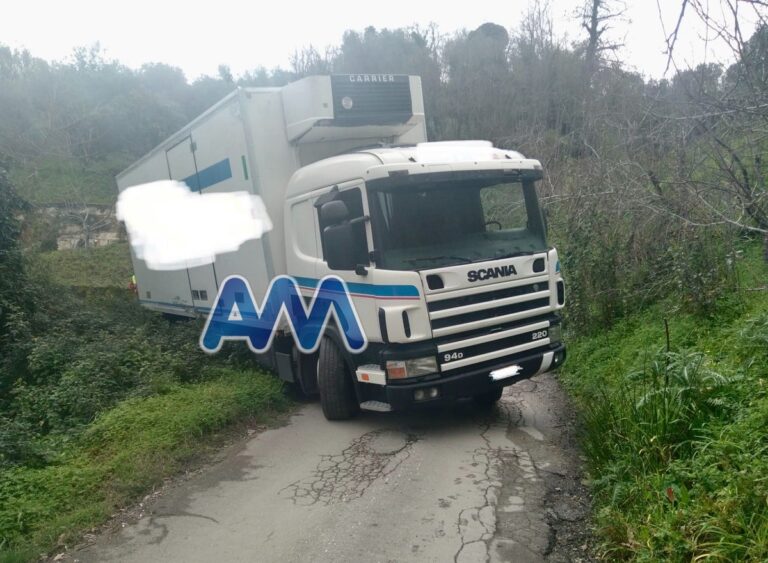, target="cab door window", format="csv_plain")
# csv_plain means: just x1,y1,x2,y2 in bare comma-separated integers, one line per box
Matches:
316,187,369,267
